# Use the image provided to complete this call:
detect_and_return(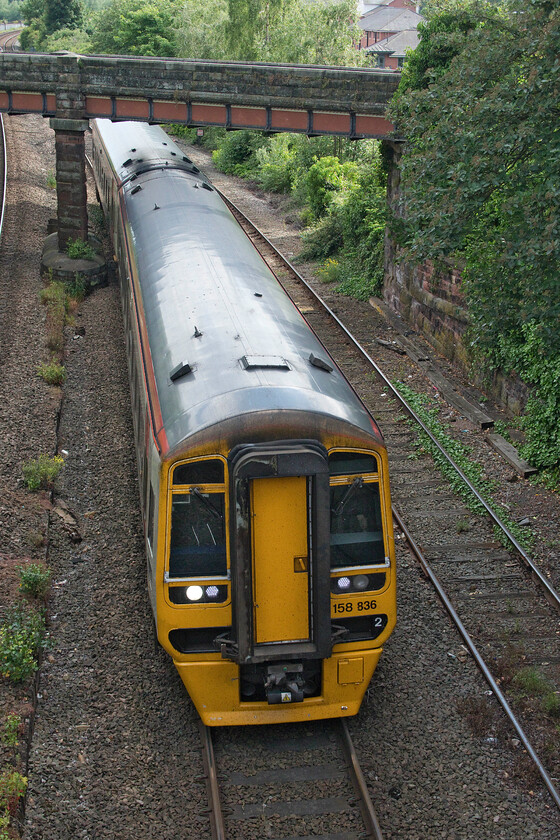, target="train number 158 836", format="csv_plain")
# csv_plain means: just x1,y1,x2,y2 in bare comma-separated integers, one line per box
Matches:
332,600,377,614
